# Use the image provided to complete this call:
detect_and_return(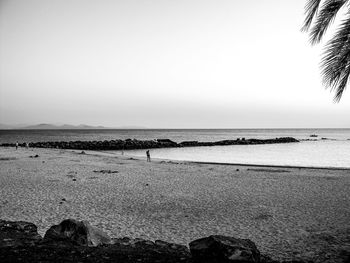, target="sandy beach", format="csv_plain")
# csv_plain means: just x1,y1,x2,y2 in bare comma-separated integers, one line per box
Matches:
0,146,349,262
